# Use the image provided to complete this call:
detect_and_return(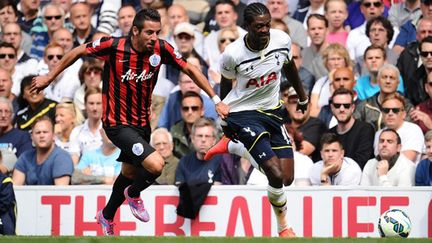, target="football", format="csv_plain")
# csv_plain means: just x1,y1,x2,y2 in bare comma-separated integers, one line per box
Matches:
378,208,412,238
